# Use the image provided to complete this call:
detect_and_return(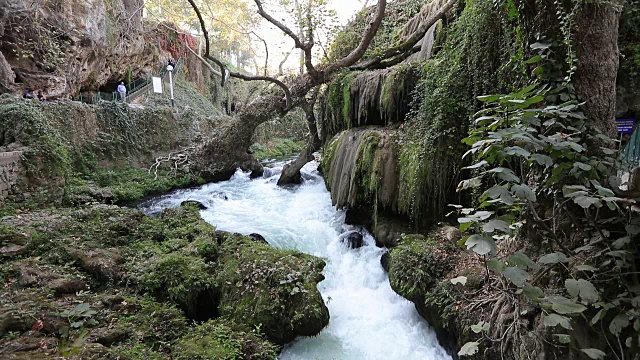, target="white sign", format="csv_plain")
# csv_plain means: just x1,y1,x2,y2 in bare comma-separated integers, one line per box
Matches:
152,77,163,93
